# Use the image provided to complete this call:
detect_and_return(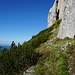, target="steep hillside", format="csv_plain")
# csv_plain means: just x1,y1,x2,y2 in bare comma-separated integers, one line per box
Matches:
0,19,61,75
20,19,62,75
22,19,75,75
30,38,75,75
1,19,75,75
